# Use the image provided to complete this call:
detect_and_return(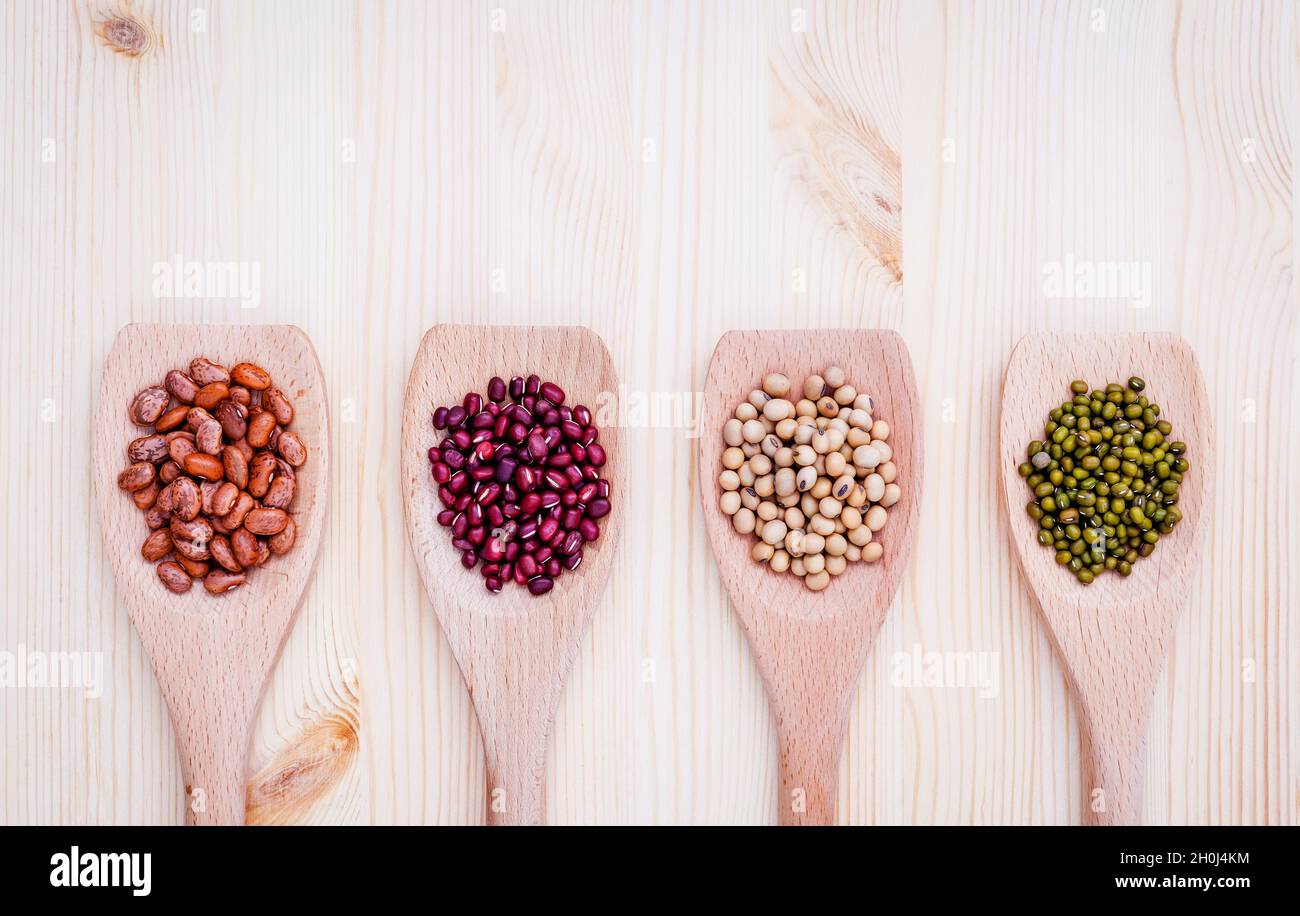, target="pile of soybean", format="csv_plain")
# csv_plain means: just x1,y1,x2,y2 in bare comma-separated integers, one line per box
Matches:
1019,376,1188,585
